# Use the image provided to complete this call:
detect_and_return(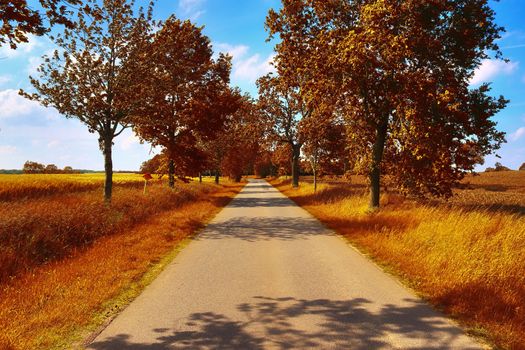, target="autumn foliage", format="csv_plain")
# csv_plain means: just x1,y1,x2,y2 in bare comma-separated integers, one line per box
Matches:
266,0,507,208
